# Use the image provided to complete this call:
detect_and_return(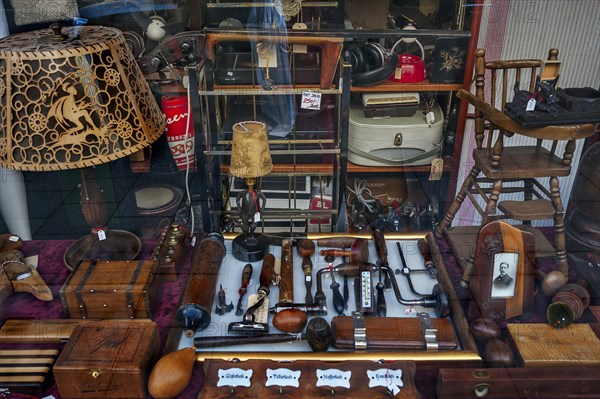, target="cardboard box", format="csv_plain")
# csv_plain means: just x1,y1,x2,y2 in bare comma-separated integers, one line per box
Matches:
53,320,160,399
60,260,158,319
